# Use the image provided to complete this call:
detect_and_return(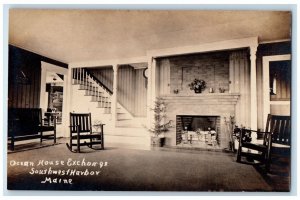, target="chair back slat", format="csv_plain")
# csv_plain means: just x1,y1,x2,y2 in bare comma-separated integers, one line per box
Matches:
70,113,92,133
265,114,291,145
